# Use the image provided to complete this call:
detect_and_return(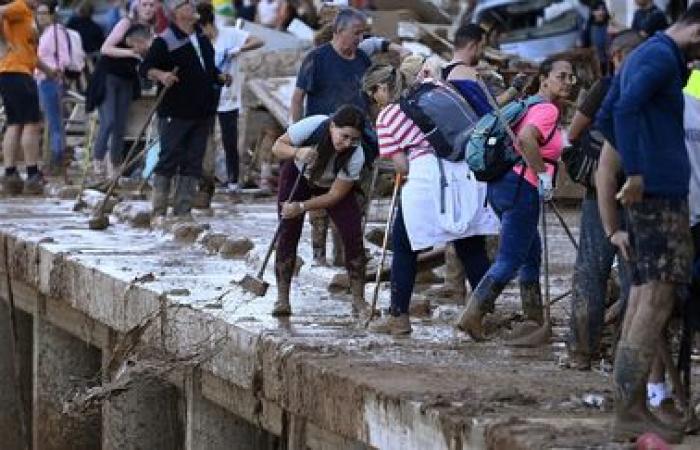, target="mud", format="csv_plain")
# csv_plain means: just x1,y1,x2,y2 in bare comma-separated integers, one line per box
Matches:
0,191,698,449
